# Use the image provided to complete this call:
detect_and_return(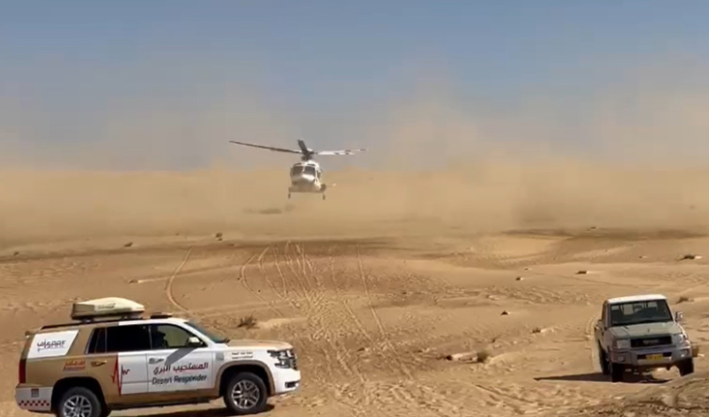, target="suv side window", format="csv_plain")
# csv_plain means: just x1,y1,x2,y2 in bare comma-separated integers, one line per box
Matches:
86,327,106,354
149,324,205,349
86,325,152,354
